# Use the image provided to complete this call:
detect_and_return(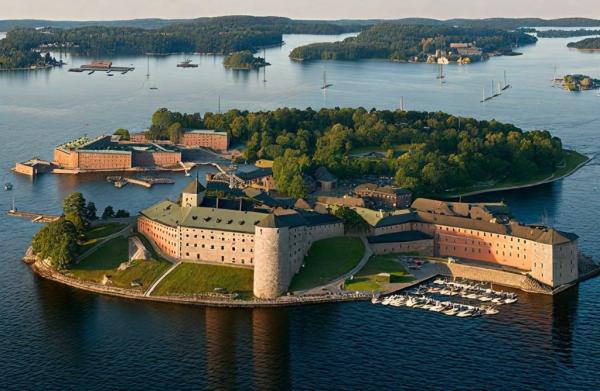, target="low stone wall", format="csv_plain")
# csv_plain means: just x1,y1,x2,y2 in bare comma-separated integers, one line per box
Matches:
436,262,527,289
31,261,370,308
